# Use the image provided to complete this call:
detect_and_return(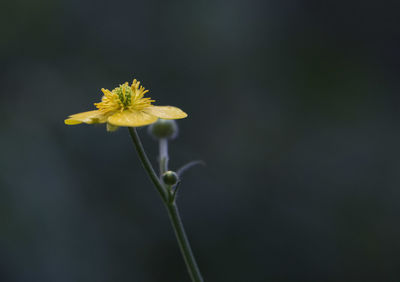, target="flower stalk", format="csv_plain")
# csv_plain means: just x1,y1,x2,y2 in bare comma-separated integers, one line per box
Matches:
159,138,169,176
128,127,168,202
128,127,203,282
